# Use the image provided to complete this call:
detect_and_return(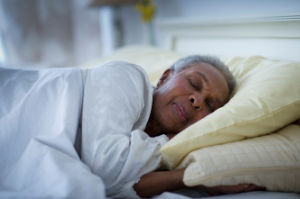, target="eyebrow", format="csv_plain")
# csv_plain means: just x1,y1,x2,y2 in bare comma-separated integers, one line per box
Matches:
196,71,209,83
